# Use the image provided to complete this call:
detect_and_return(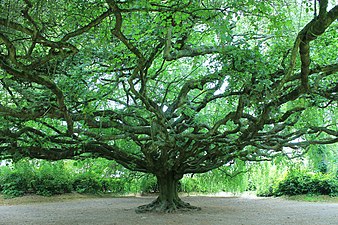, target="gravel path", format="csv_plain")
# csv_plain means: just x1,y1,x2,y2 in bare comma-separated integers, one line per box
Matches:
1,196,337,225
